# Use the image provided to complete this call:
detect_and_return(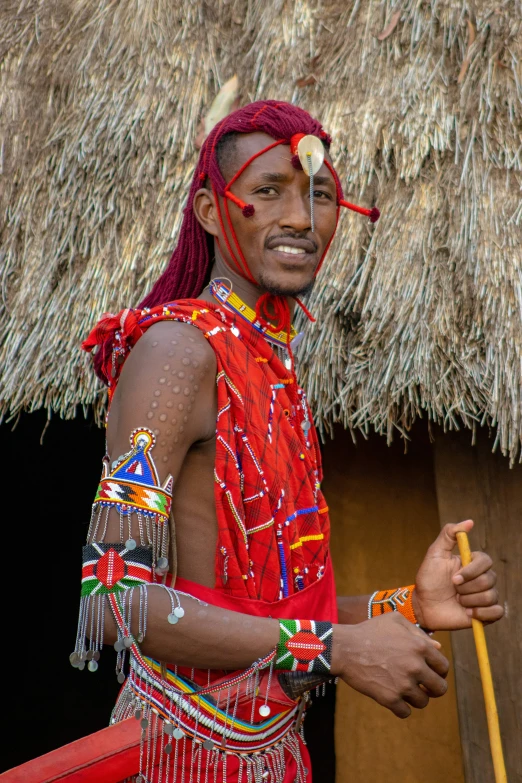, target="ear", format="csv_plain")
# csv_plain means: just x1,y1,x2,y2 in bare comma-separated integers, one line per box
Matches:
193,187,220,237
